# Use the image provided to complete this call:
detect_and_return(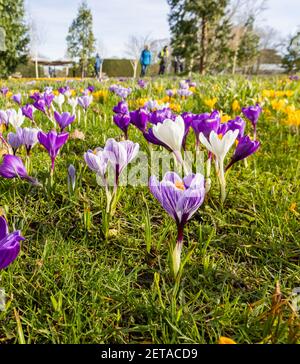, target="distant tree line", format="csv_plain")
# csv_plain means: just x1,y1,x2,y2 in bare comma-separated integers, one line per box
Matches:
0,0,300,78
167,0,300,75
